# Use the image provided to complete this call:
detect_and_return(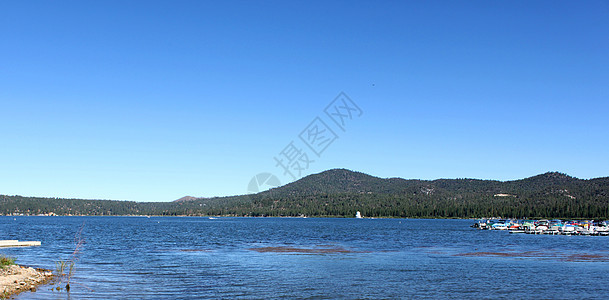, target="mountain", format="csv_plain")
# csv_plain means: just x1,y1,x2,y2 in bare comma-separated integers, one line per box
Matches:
244,169,609,218
261,169,403,195
174,196,199,202
261,169,586,198
2,169,608,218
